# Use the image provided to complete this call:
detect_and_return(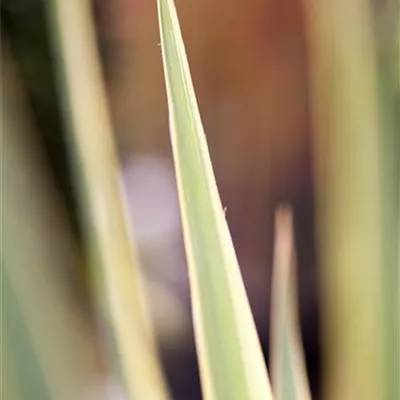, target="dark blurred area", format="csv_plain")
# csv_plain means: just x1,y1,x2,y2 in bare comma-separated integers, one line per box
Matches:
2,0,321,398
